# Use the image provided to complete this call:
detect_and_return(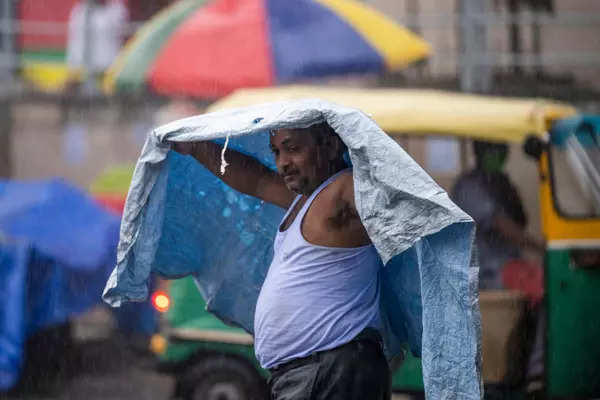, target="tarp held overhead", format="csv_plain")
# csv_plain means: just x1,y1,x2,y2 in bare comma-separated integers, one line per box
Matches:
103,99,482,399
